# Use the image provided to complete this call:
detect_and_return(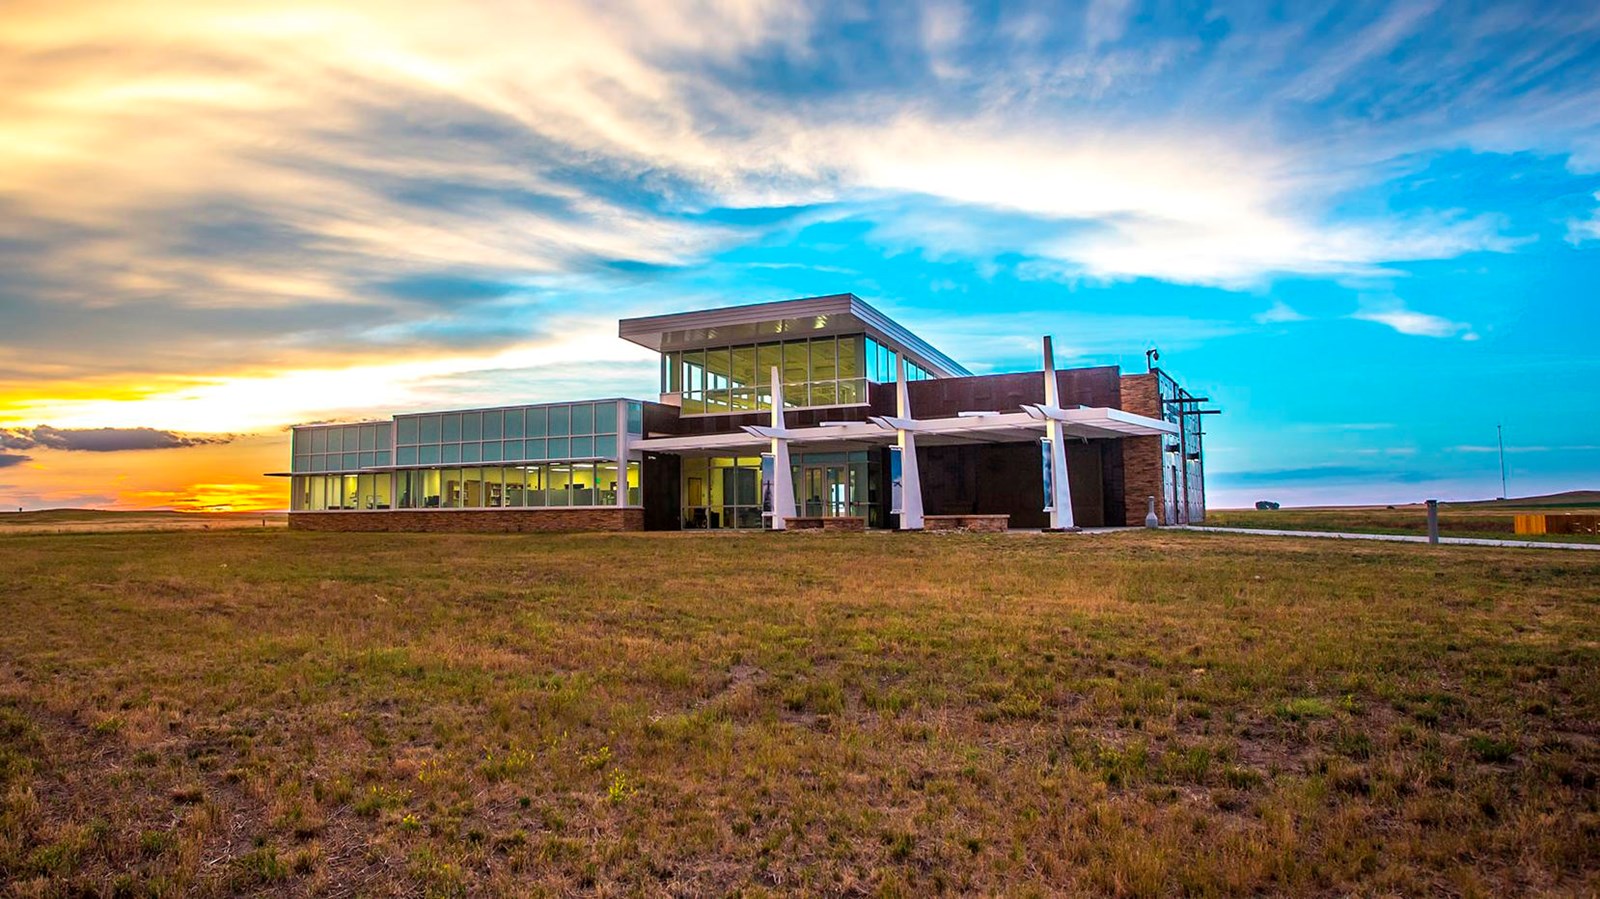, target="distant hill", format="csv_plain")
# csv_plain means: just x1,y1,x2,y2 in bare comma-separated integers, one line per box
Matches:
1218,490,1599,513
0,508,280,522
0,508,287,532
1446,490,1600,510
